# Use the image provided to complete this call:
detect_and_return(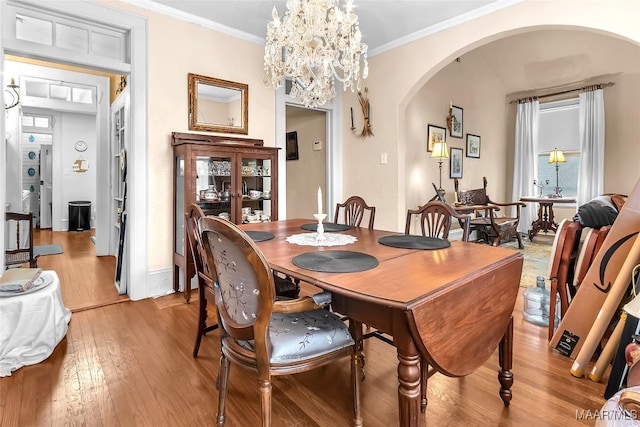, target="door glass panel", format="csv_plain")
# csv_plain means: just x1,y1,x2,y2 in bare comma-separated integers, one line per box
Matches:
196,156,232,219
175,156,184,255
241,157,272,223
